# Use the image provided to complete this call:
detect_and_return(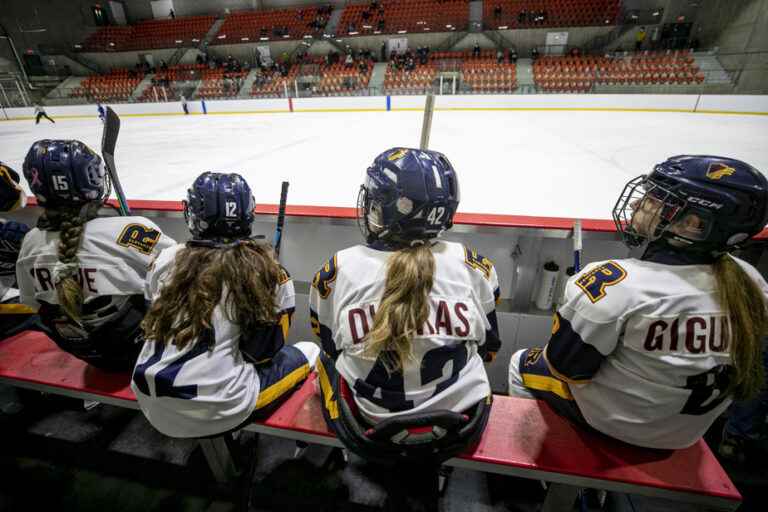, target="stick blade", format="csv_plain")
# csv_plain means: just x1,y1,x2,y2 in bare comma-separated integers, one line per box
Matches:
102,107,121,157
